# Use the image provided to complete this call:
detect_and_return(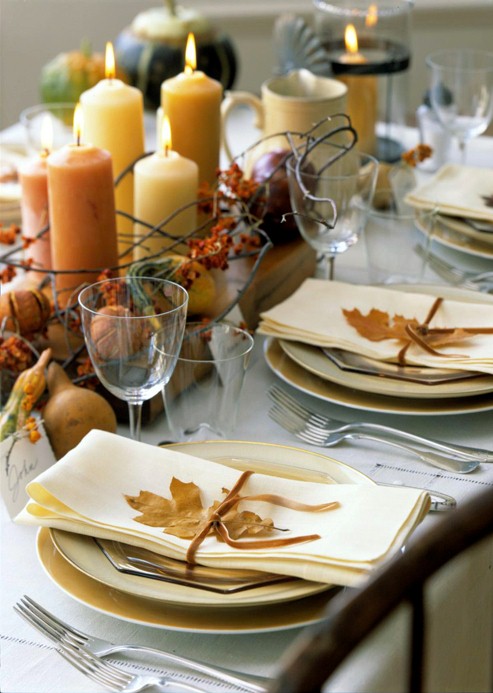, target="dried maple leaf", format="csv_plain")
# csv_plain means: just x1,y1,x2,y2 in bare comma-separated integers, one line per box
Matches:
343,306,477,365
125,477,275,541
342,307,420,342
